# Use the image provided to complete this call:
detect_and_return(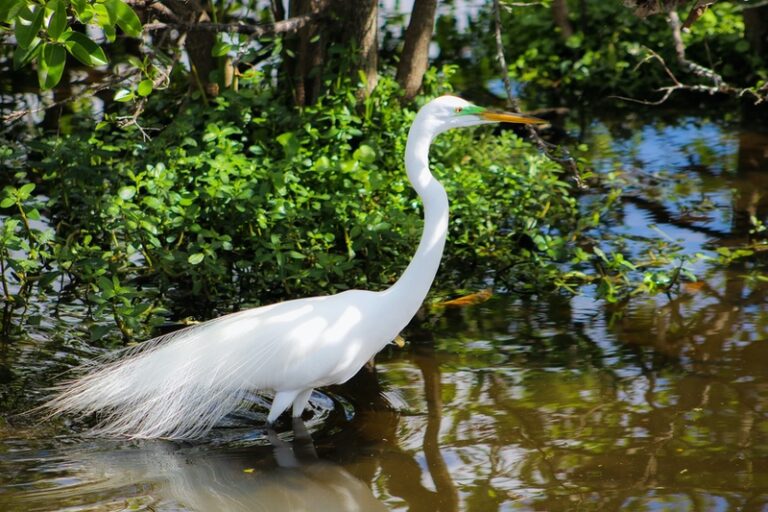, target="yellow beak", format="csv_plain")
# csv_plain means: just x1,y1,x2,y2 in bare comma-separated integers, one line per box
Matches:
481,111,546,124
